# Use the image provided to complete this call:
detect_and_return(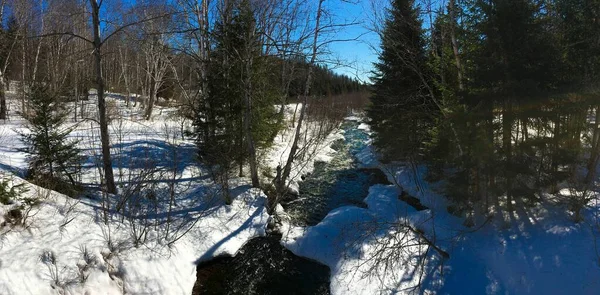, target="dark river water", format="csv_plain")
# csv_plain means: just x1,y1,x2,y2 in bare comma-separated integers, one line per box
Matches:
192,120,388,295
